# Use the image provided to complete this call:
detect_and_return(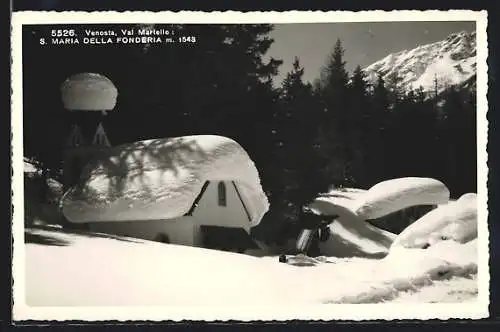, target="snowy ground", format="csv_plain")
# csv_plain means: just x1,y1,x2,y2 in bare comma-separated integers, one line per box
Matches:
21,161,481,312
388,275,477,303
24,225,478,307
